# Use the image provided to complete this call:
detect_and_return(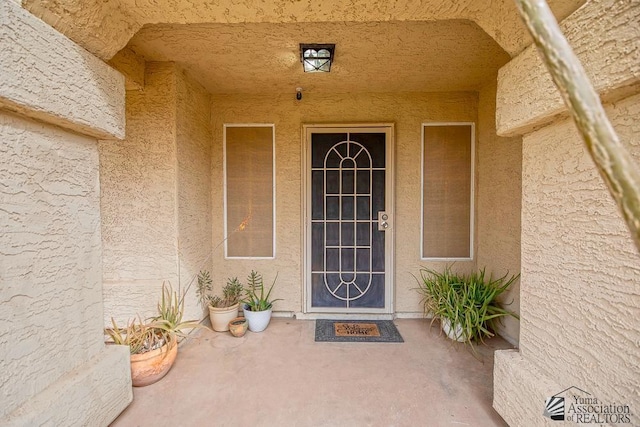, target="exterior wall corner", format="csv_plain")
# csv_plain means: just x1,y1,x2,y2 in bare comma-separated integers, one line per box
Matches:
0,1,125,140
0,3,131,423
495,0,640,137
492,1,640,423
